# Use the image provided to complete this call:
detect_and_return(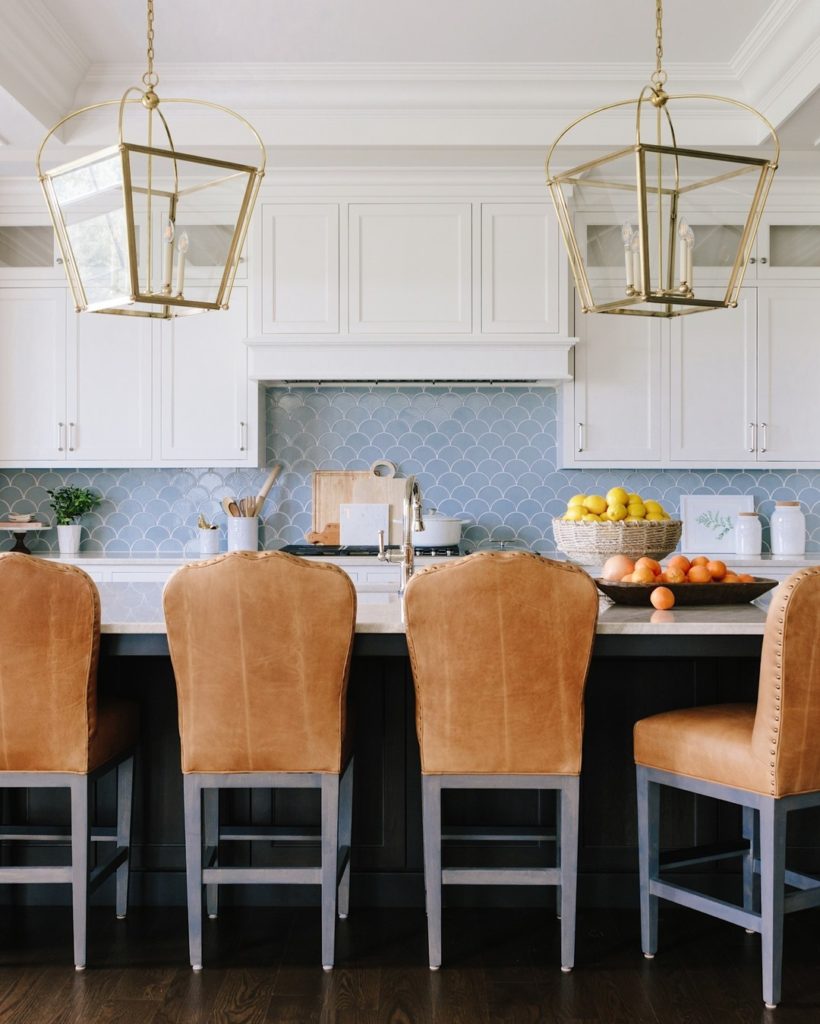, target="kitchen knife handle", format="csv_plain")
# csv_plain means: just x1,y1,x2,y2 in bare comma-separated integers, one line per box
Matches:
747,422,756,453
